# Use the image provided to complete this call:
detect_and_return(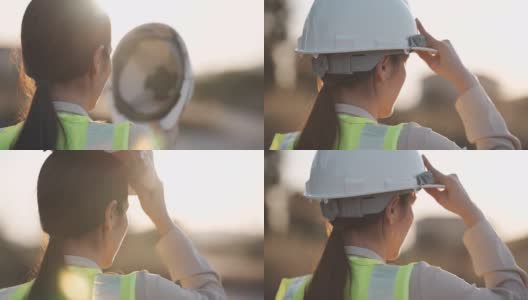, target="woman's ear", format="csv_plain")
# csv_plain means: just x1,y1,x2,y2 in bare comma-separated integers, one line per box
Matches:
92,45,109,77
375,56,393,82
316,77,324,92
384,194,401,225
103,200,119,233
